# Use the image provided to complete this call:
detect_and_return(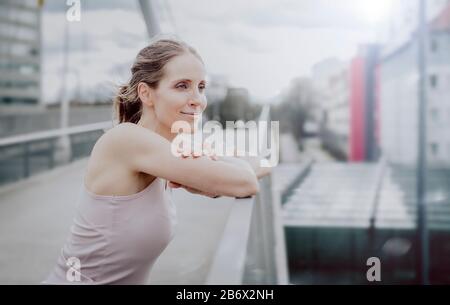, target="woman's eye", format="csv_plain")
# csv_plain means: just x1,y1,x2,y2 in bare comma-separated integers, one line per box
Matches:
177,83,188,89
